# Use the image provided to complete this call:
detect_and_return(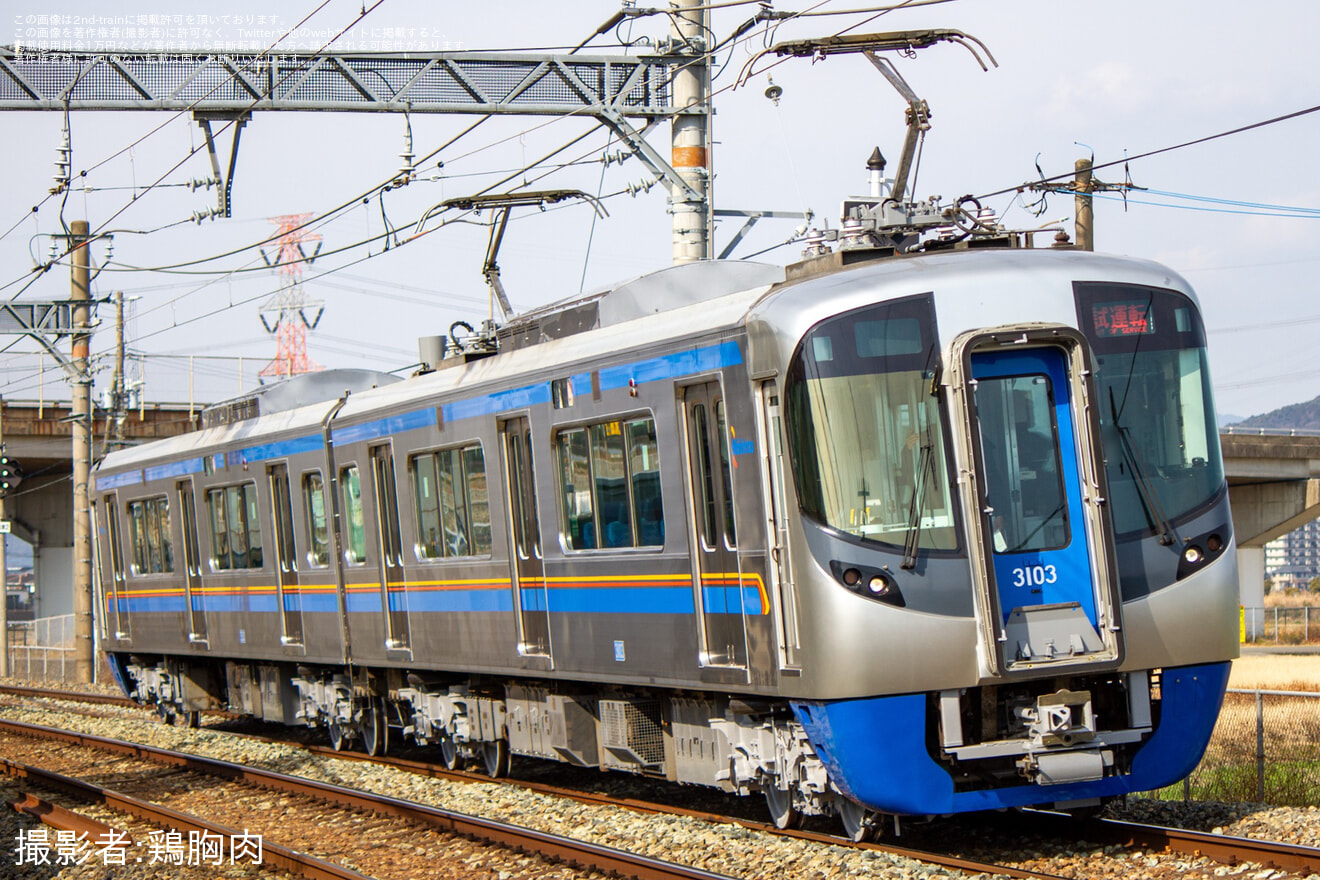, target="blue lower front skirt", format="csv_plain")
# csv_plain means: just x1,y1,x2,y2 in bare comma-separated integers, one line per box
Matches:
791,662,1230,815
